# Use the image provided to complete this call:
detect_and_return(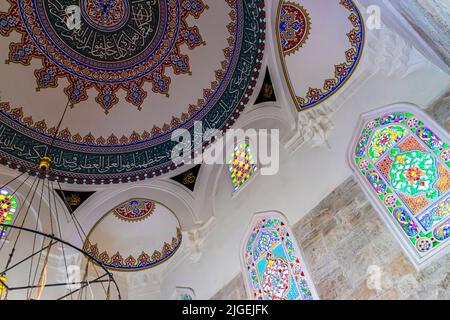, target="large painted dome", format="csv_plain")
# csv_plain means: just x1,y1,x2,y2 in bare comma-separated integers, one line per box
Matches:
0,0,265,184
